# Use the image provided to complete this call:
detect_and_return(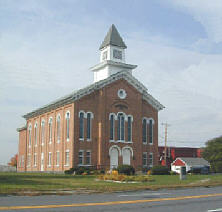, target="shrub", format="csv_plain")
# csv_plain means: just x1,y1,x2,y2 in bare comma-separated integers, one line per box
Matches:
64,168,75,175
151,165,169,175
117,165,135,175
64,166,93,175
